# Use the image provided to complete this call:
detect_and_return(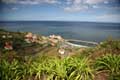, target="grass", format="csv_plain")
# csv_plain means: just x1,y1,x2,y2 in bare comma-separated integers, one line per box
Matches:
0,29,120,80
